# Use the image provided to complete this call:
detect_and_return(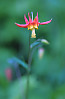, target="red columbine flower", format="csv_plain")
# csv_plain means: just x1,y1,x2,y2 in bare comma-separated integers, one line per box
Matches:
5,68,12,81
15,12,52,38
